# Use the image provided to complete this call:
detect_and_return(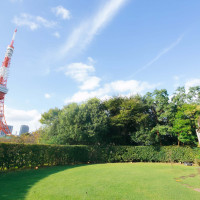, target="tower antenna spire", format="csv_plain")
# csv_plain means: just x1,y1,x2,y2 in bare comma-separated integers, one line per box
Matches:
0,29,17,135
10,29,17,47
